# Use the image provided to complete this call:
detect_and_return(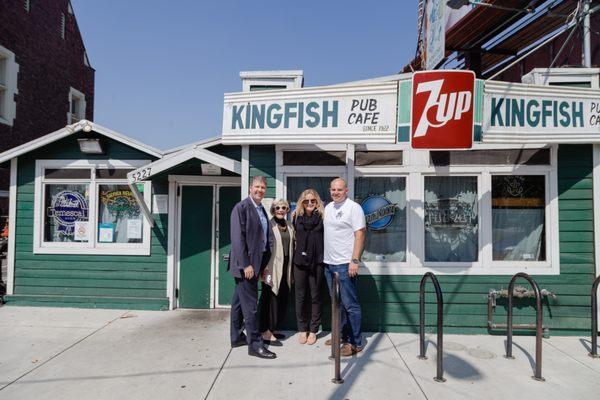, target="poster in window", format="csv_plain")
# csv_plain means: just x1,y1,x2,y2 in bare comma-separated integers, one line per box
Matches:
98,223,114,243
45,185,89,242
98,185,143,243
